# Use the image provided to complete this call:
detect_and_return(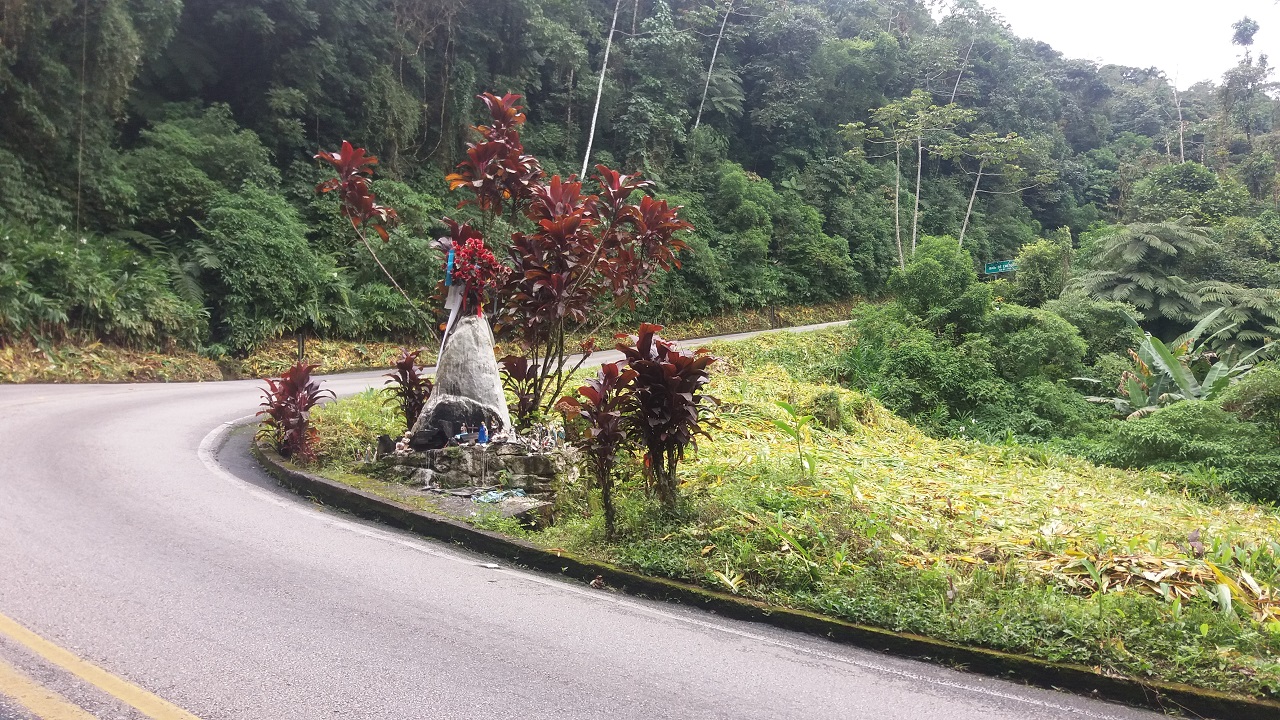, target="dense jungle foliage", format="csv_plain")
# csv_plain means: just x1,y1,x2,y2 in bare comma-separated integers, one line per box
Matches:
3,0,1279,351
5,0,1280,499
